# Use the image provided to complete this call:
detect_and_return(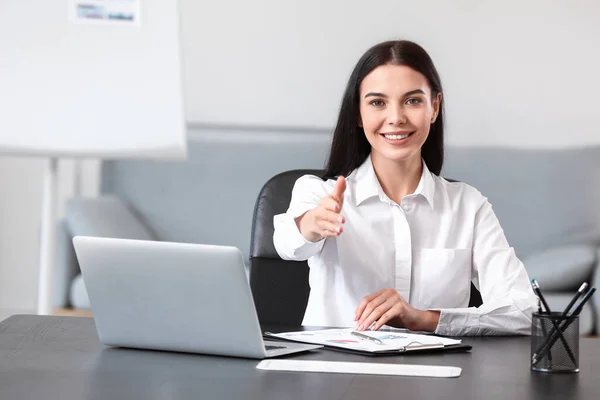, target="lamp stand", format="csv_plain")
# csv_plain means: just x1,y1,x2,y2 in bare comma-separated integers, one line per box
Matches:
36,157,58,315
